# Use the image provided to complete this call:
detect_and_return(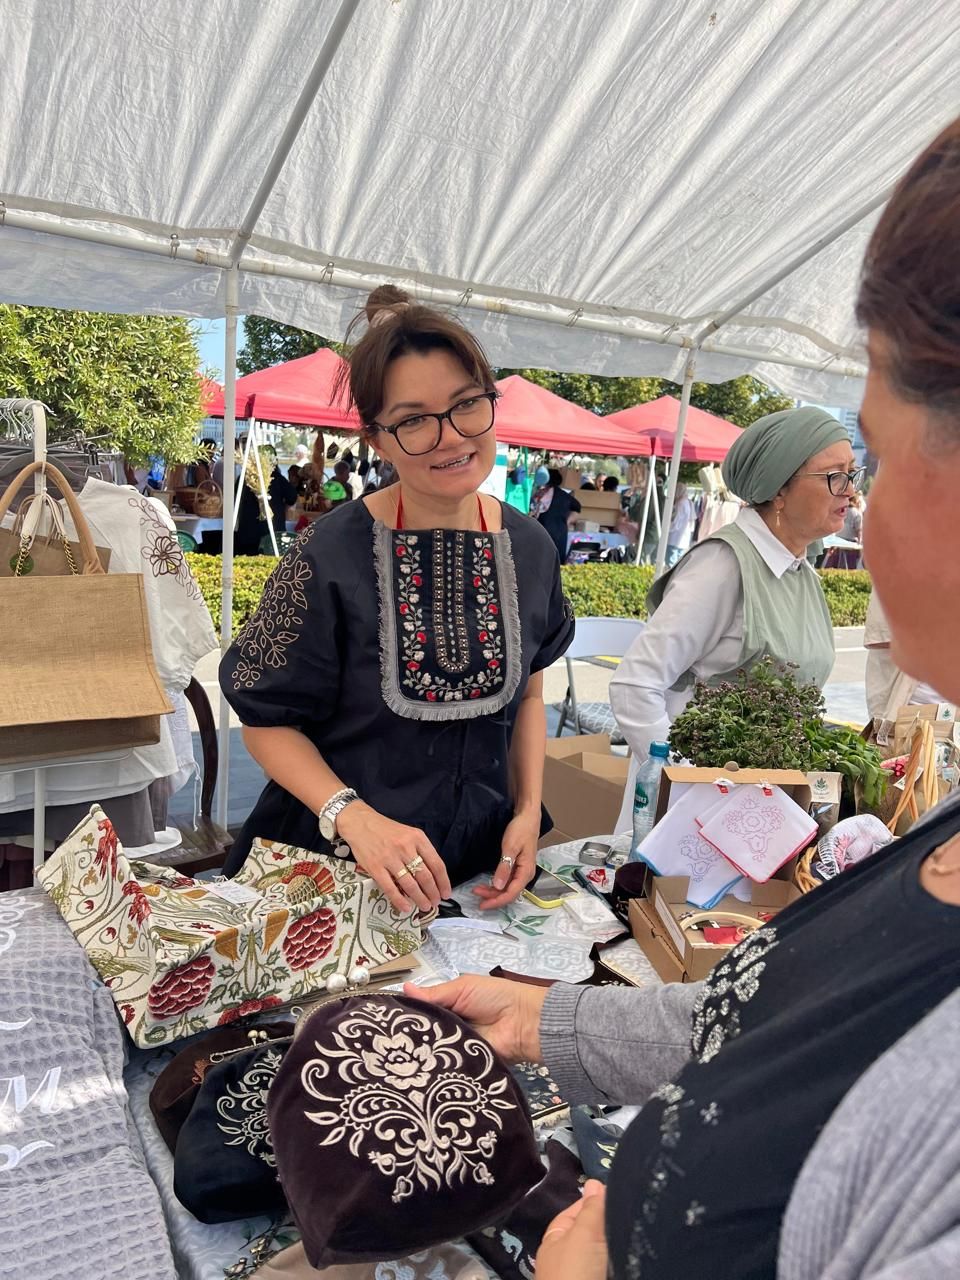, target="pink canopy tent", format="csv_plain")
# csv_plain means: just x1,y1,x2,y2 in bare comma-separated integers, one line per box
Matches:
494,375,651,456
205,348,361,431
606,395,741,462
